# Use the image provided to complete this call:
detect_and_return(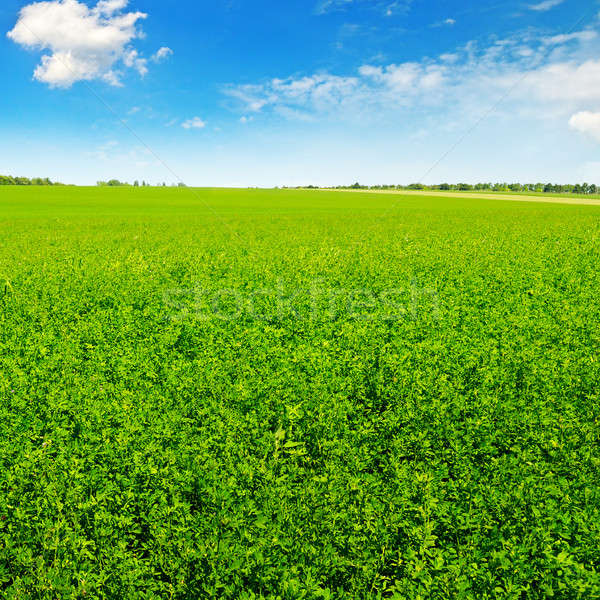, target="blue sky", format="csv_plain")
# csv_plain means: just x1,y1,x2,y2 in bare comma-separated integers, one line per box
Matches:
1,0,600,186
